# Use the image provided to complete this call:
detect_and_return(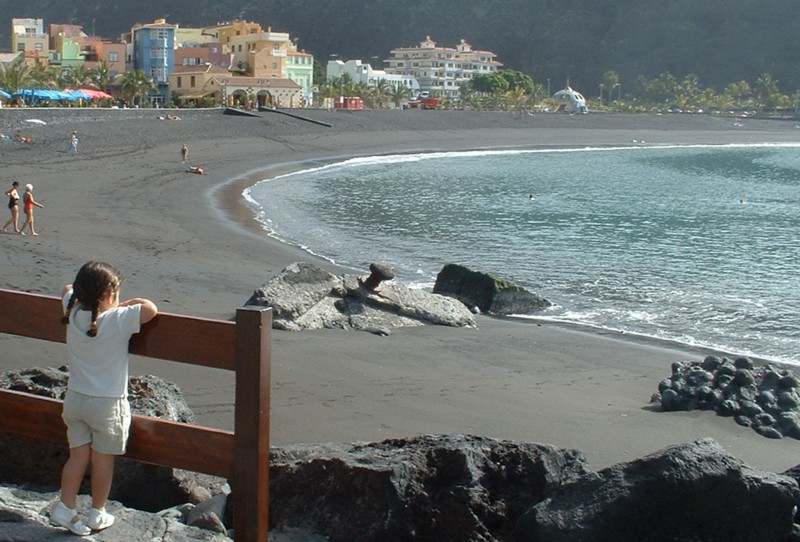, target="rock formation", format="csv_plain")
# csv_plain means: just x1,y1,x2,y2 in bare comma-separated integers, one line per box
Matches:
0,367,227,512
245,262,476,333
4,435,797,542
433,263,551,315
268,434,590,541
653,356,800,440
3,367,800,541
518,438,799,542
